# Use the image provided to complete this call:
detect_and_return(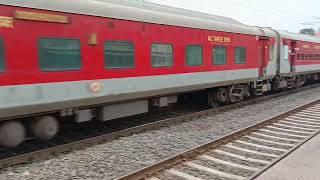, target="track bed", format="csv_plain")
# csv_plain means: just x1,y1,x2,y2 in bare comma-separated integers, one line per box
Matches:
119,100,320,180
